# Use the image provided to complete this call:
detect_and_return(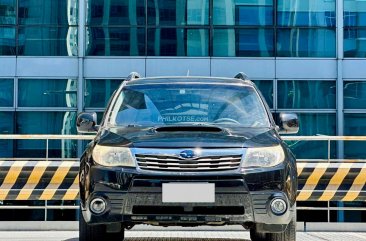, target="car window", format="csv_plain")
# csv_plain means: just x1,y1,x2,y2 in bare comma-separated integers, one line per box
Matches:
108,84,270,128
